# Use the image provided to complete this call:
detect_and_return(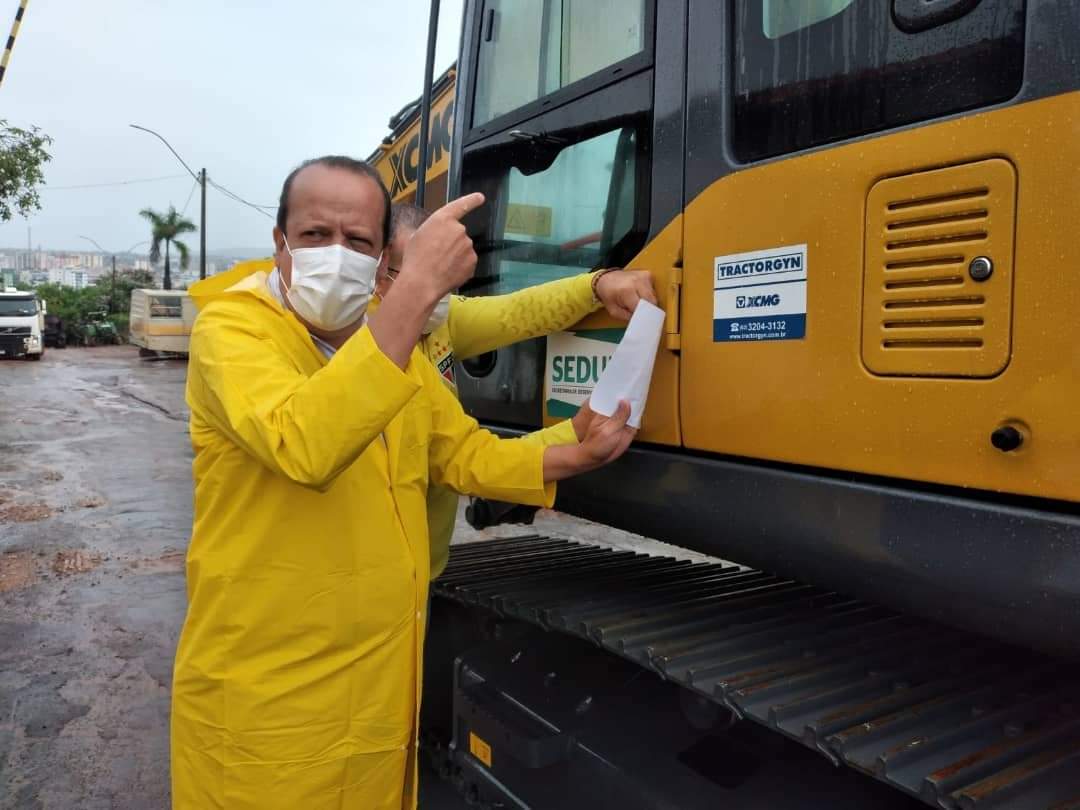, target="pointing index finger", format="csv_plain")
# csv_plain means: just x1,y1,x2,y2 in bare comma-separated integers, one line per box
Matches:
438,192,486,221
